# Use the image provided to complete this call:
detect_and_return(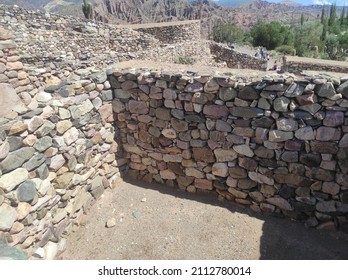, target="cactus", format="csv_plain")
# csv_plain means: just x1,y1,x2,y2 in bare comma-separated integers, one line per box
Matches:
82,0,93,20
